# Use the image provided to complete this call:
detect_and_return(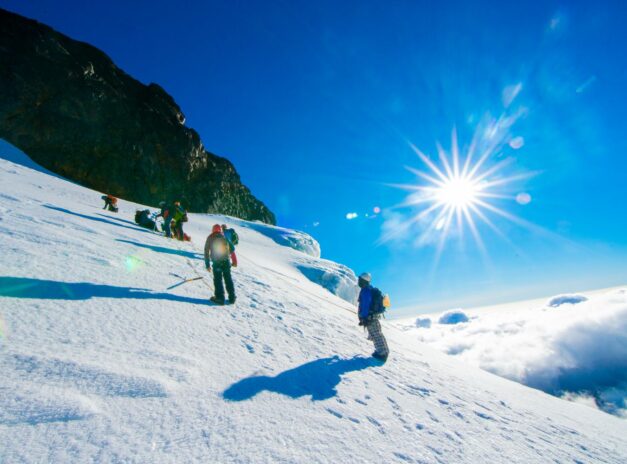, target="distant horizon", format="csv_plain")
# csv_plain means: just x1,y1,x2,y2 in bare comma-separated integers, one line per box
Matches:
2,1,627,311
391,282,627,320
